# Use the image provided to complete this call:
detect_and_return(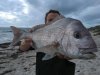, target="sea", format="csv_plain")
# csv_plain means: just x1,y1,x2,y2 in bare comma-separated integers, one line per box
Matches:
0,27,29,44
